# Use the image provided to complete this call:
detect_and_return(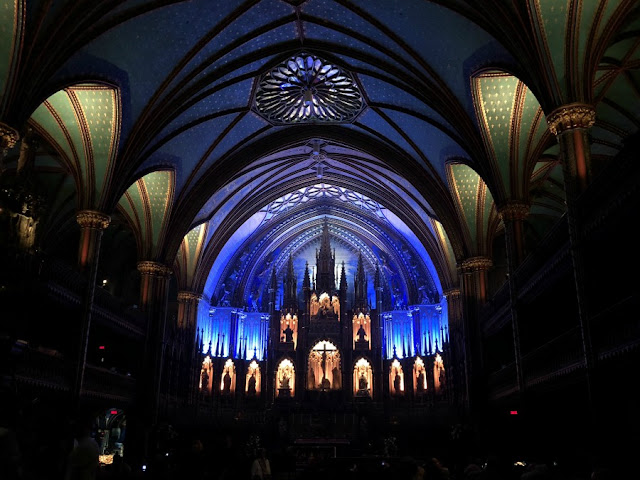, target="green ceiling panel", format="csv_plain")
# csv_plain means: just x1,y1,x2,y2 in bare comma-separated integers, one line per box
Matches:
31,93,81,173
481,184,495,253
603,37,638,61
534,0,569,92
182,223,206,288
474,73,518,193
0,0,21,105
121,181,147,250
142,170,173,254
72,87,118,204
596,0,626,41
432,219,456,280
449,163,481,250
576,0,600,77
604,75,640,113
